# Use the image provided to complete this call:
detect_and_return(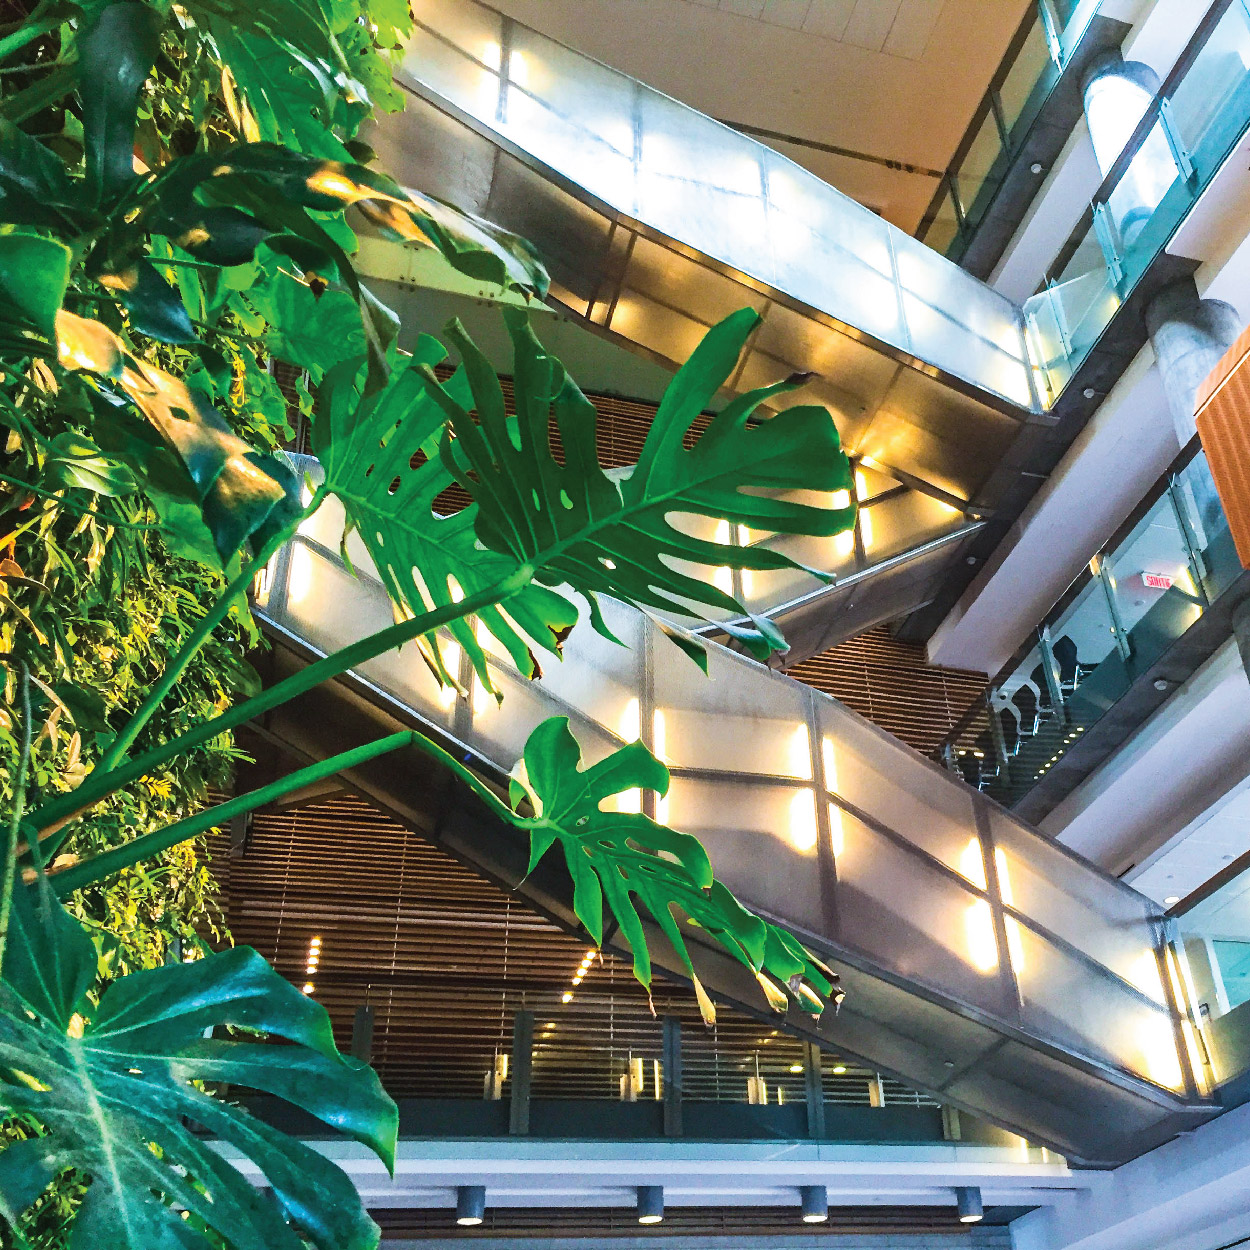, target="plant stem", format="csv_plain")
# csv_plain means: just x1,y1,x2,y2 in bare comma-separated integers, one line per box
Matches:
0,1,64,63
29,569,530,848
0,662,32,971
53,722,522,895
94,487,328,777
